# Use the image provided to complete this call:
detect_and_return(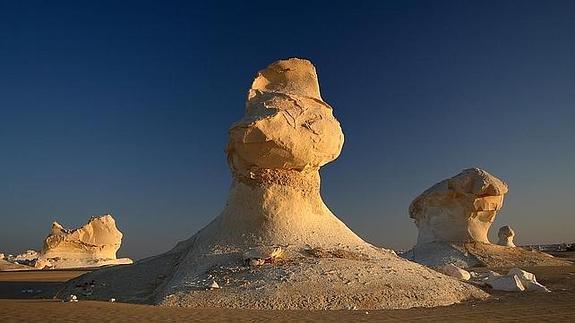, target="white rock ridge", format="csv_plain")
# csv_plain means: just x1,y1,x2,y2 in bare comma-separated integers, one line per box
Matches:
497,225,516,247
59,58,487,310
35,214,133,269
